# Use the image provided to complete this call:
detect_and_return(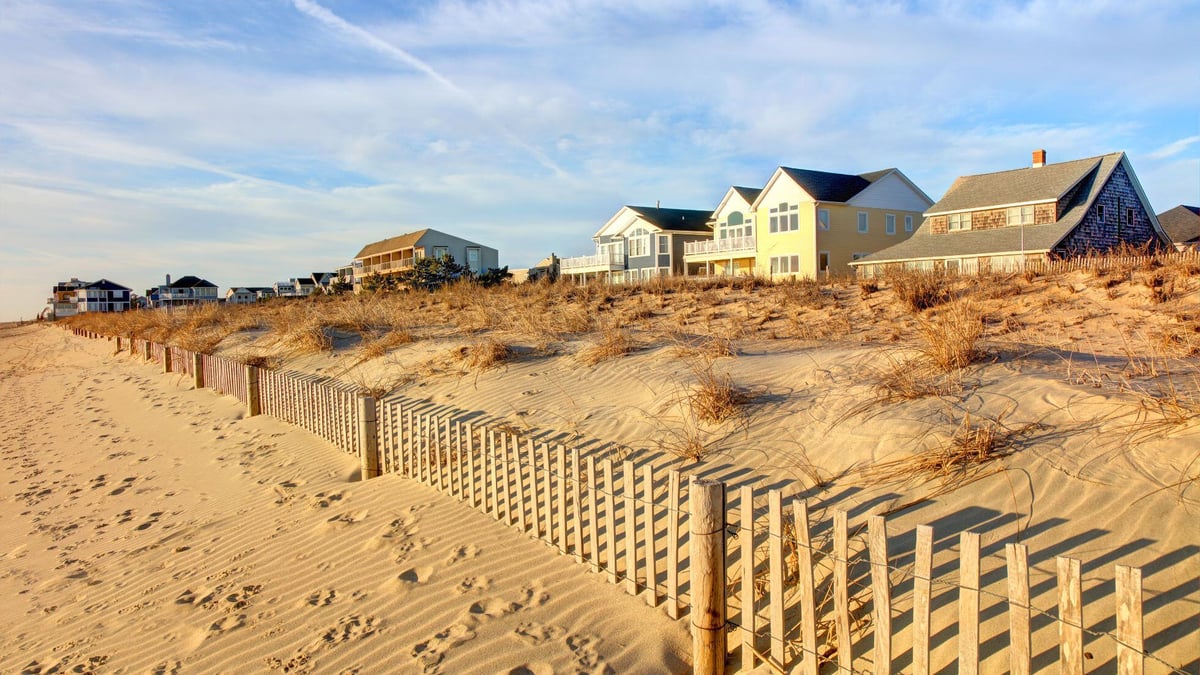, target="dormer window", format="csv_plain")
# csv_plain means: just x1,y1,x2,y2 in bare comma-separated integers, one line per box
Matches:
948,212,972,231
1006,206,1034,226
